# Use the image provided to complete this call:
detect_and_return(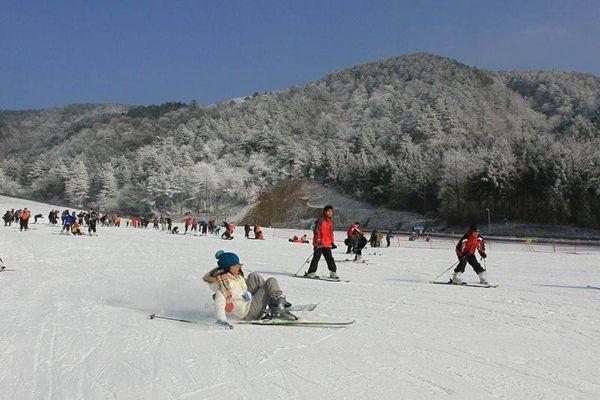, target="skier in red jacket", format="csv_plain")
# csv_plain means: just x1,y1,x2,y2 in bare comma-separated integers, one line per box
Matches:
305,205,339,280
452,224,488,284
346,222,363,254
184,215,191,234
